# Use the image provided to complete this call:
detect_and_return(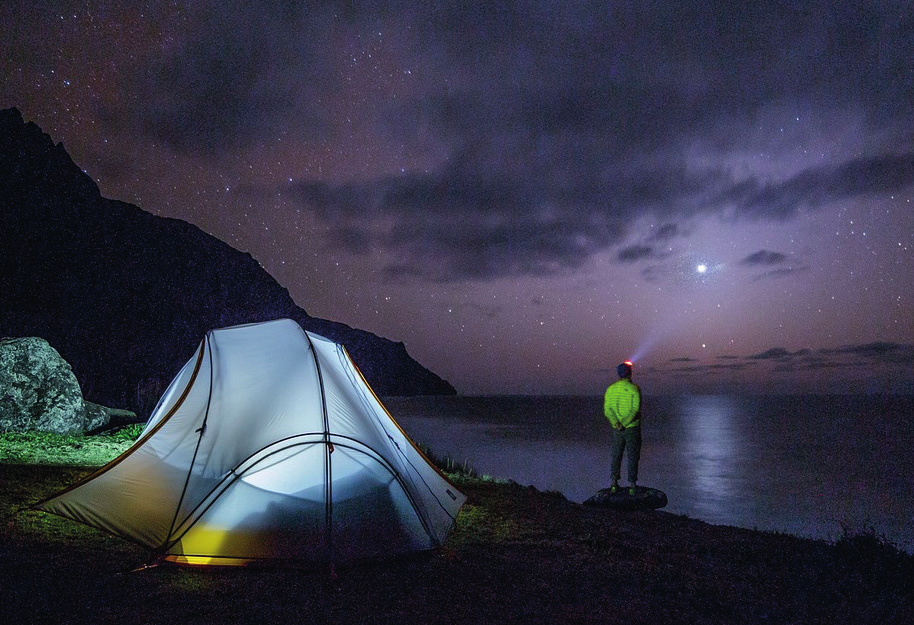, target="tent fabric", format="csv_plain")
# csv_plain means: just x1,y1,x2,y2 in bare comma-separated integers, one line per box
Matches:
37,319,466,565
